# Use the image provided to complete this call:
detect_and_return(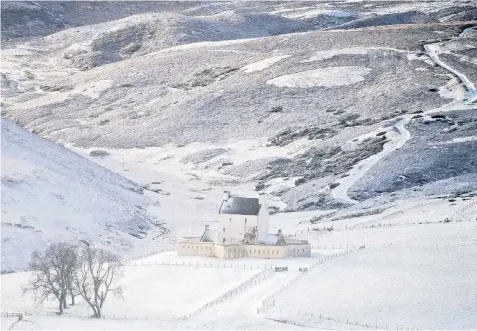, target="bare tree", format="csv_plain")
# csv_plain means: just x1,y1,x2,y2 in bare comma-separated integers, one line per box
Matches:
74,247,123,318
25,242,78,314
